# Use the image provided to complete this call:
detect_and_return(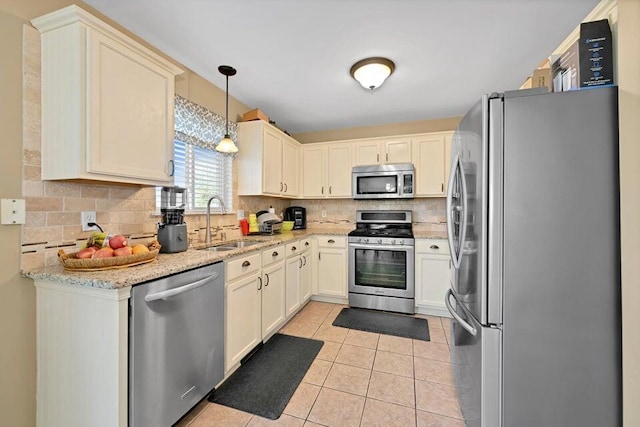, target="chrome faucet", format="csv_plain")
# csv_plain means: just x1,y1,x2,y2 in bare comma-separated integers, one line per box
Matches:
205,195,226,244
